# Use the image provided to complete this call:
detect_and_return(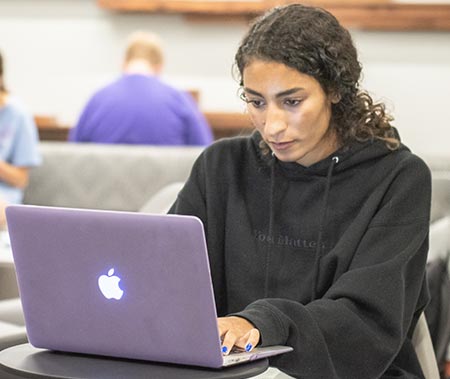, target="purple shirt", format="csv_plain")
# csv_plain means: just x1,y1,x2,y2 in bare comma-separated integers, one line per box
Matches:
69,74,213,146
